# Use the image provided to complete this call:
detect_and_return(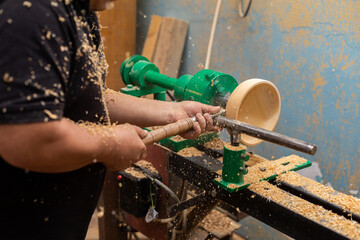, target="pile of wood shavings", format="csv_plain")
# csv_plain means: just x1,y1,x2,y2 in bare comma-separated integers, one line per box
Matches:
203,138,225,149
246,153,267,167
244,154,308,184
249,181,360,239
277,171,360,215
124,160,158,179
177,147,203,157
200,209,241,235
